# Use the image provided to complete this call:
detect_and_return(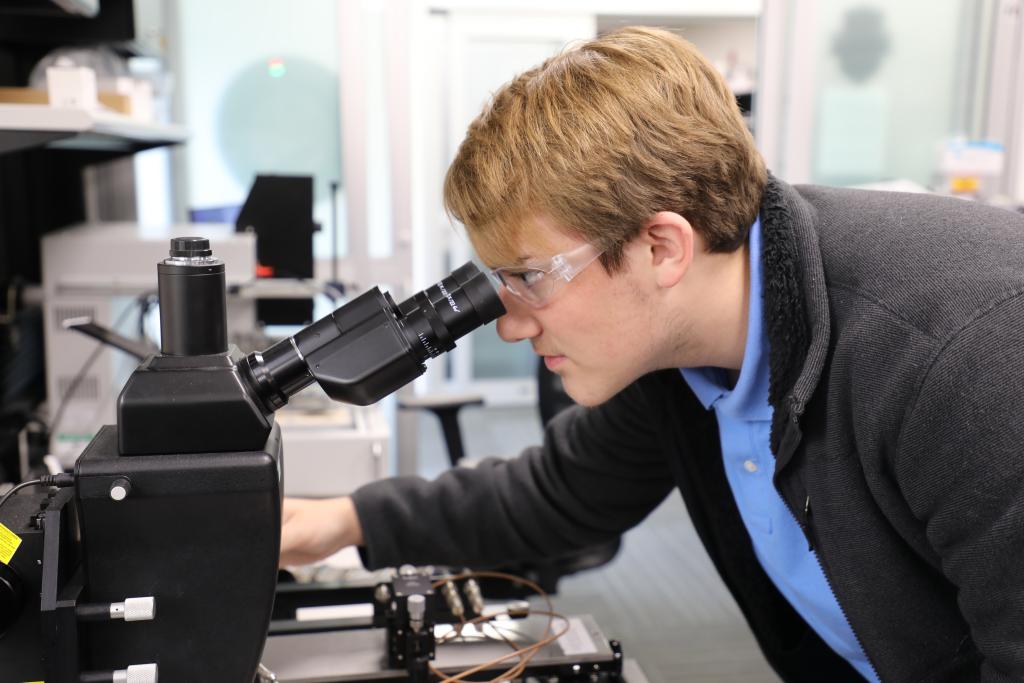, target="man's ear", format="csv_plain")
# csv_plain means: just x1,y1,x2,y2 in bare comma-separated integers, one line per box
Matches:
639,211,693,288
